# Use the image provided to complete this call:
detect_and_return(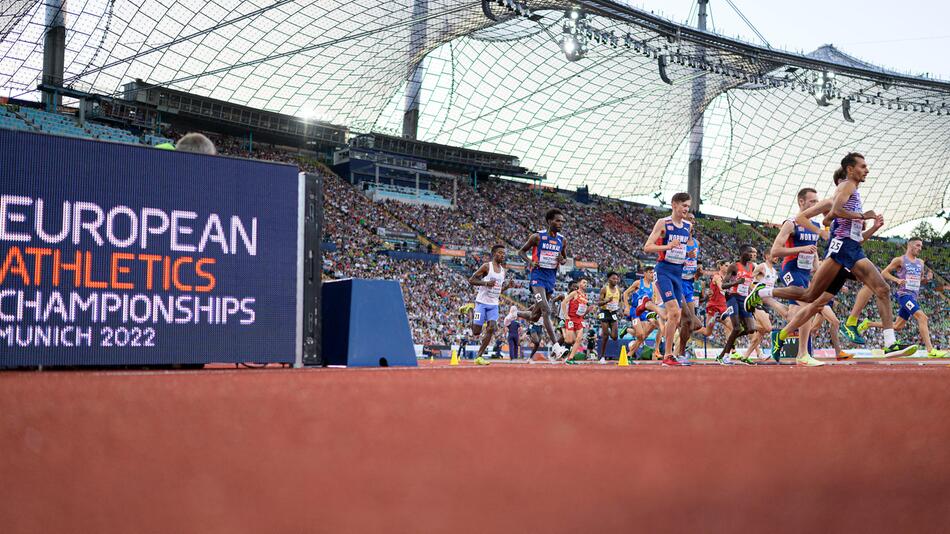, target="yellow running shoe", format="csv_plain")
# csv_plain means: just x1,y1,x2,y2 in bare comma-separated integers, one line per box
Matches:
796,354,825,367
474,356,491,366
927,349,948,358
857,318,870,334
